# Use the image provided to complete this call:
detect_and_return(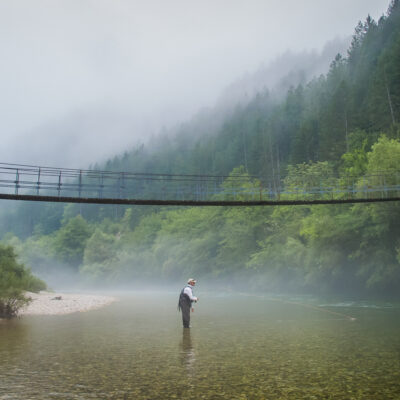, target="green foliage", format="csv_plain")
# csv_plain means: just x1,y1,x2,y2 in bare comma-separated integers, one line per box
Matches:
340,130,370,177
352,135,400,196
53,215,93,267
80,229,118,279
284,161,336,201
366,135,400,173
84,229,117,265
218,202,272,270
0,244,46,318
122,212,164,250
152,207,223,279
218,166,262,201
